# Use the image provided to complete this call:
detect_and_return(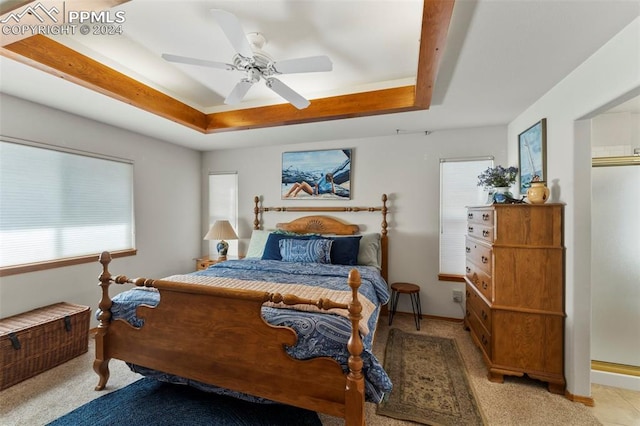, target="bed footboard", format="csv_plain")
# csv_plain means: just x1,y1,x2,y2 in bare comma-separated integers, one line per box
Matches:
94,252,365,425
